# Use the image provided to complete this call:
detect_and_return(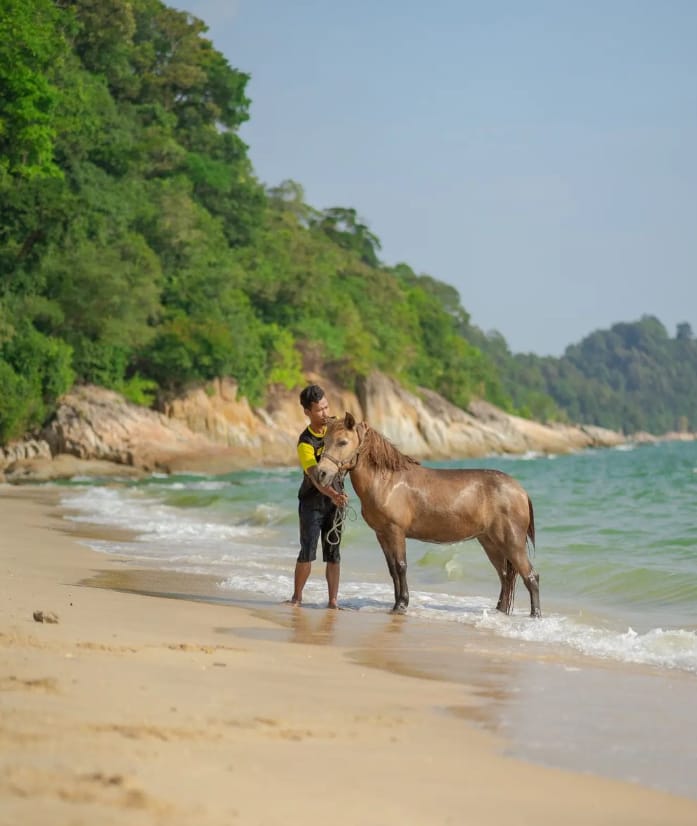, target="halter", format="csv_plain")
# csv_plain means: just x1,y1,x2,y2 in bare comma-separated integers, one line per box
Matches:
321,422,368,478
320,448,358,476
